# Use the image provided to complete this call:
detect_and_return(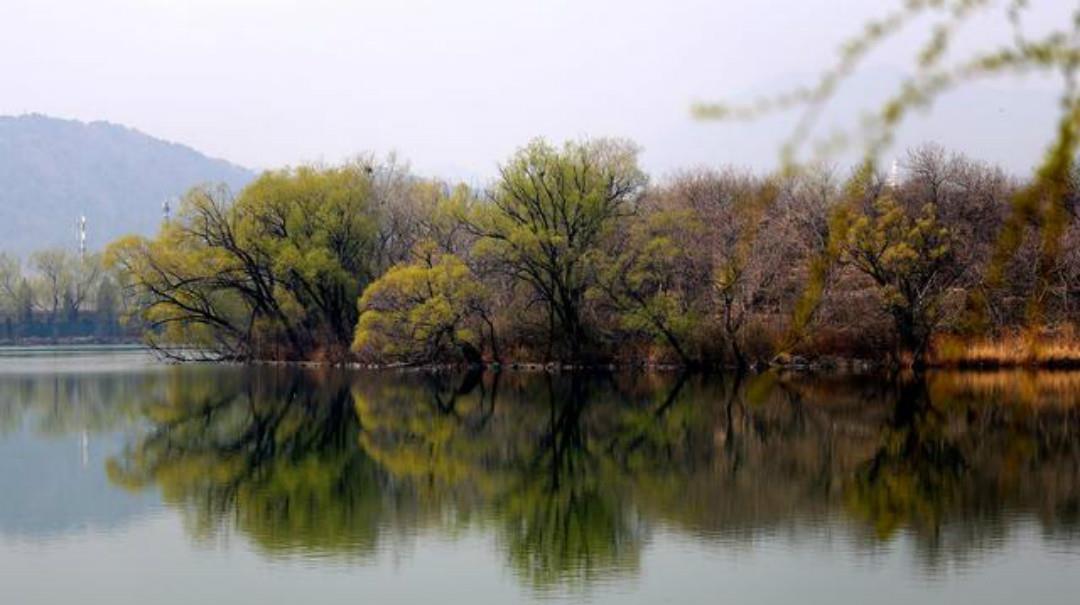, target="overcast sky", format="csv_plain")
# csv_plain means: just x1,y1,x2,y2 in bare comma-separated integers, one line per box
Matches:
0,0,1071,179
